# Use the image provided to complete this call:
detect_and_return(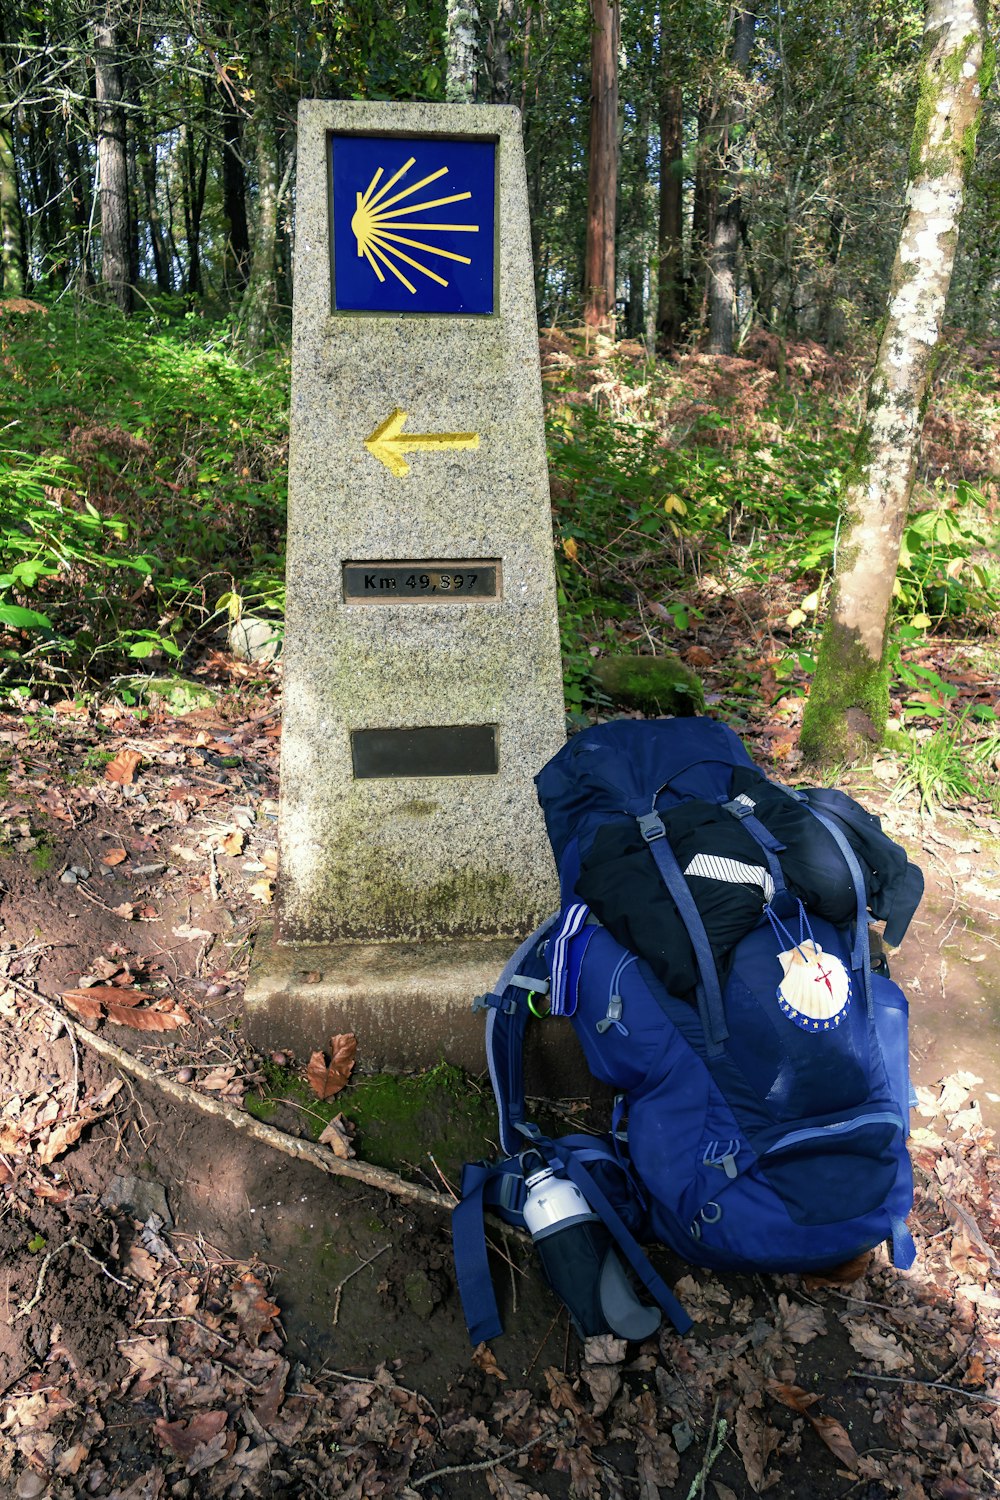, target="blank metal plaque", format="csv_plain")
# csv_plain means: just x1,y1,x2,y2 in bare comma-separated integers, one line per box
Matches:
343,561,499,602
351,725,498,779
